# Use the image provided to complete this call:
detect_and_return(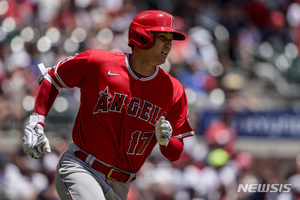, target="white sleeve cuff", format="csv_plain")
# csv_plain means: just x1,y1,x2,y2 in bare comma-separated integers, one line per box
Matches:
29,113,45,124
